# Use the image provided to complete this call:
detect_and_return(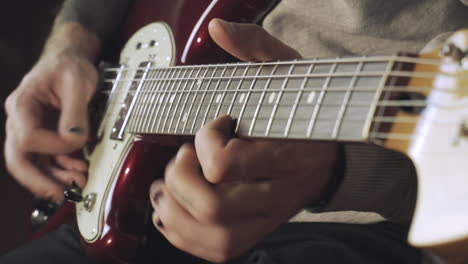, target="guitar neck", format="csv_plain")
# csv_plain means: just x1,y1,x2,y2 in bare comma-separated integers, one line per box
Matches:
105,55,431,143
